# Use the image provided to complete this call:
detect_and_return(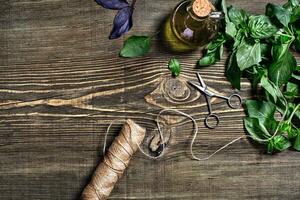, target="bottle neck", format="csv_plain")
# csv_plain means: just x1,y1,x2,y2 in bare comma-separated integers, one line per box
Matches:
187,0,214,20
